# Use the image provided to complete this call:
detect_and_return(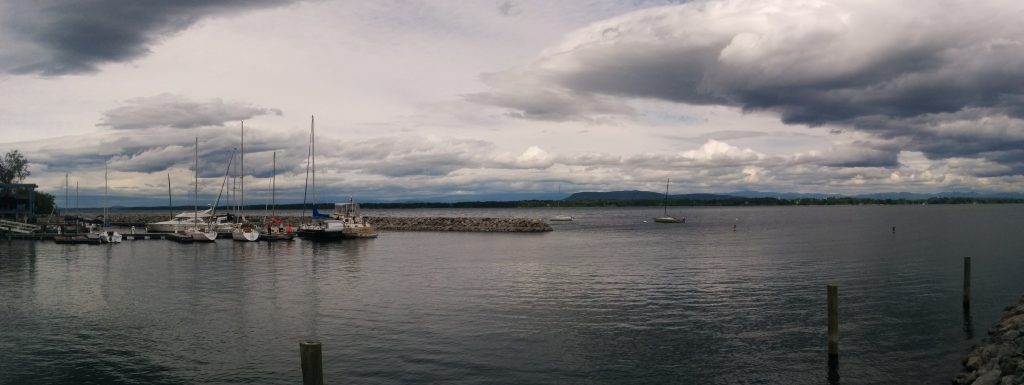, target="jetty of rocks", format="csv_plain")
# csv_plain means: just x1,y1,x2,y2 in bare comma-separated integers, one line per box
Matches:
99,214,552,233
365,216,551,232
954,296,1024,385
